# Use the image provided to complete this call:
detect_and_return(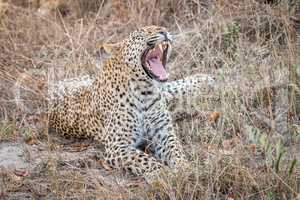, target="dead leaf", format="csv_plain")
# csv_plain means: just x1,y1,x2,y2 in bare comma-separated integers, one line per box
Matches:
37,79,45,90
12,170,28,185
249,143,257,154
25,134,38,145
209,111,221,124
151,179,168,189
97,160,113,171
207,144,218,152
14,170,29,177
69,143,89,152
222,137,240,150
127,179,147,188
11,173,23,183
